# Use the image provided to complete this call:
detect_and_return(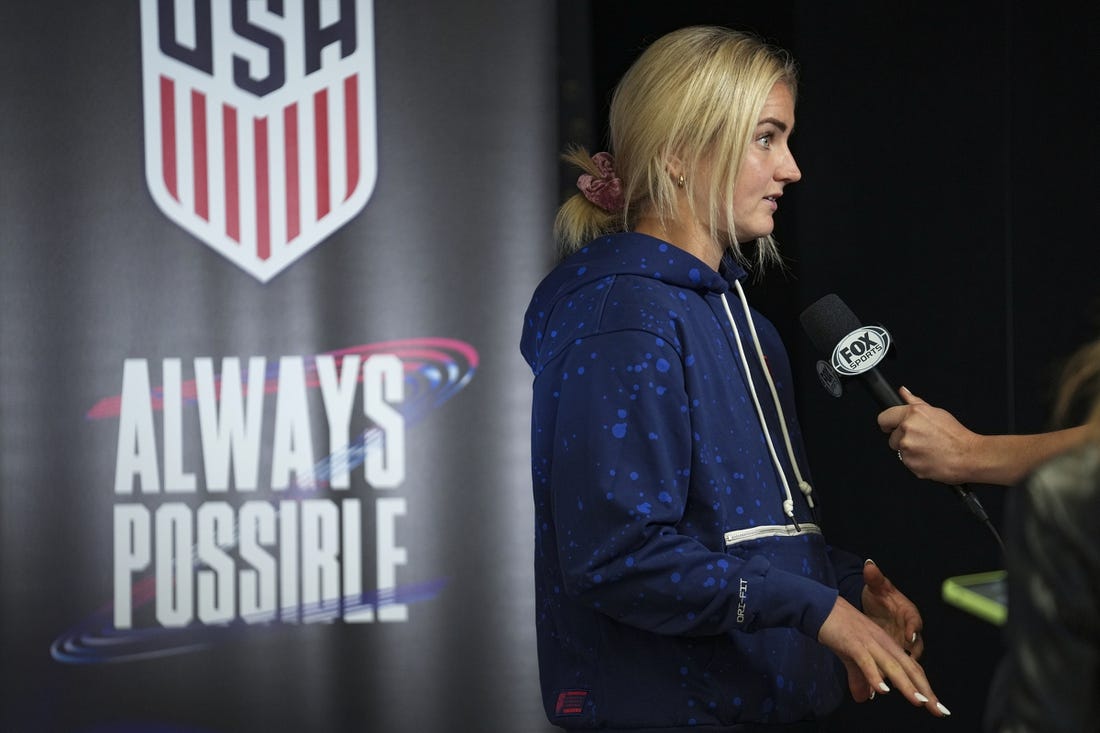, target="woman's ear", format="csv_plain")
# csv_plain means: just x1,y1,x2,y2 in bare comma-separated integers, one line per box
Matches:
664,154,689,191
664,154,684,184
